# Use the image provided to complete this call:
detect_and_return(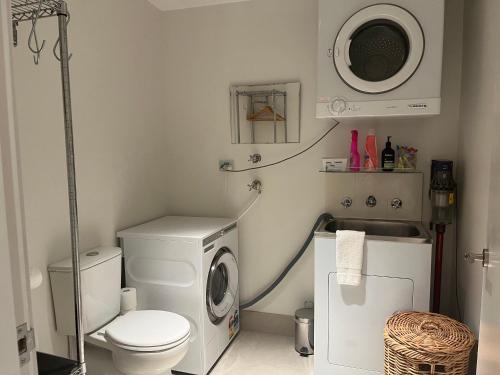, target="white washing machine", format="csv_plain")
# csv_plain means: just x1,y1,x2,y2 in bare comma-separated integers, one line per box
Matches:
316,0,445,118
117,216,239,375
